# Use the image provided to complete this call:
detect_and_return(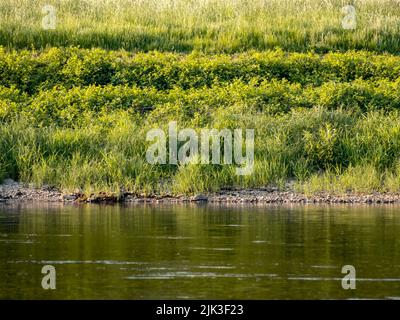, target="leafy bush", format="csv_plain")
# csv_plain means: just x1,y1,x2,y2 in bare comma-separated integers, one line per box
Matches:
0,78,399,126
1,48,400,94
1,47,400,195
